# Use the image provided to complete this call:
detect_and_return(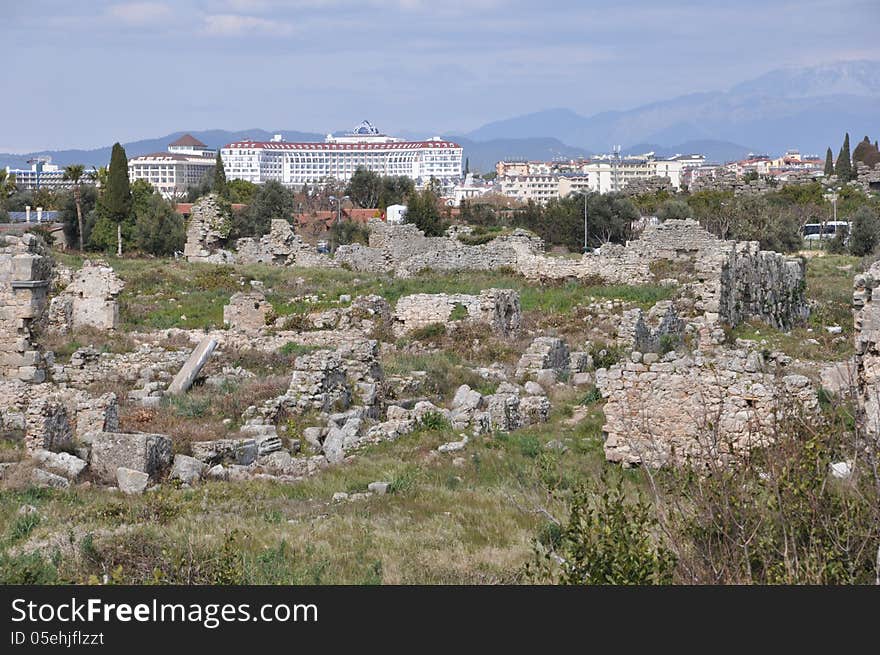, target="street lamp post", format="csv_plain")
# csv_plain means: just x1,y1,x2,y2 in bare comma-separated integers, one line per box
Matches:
582,191,589,253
